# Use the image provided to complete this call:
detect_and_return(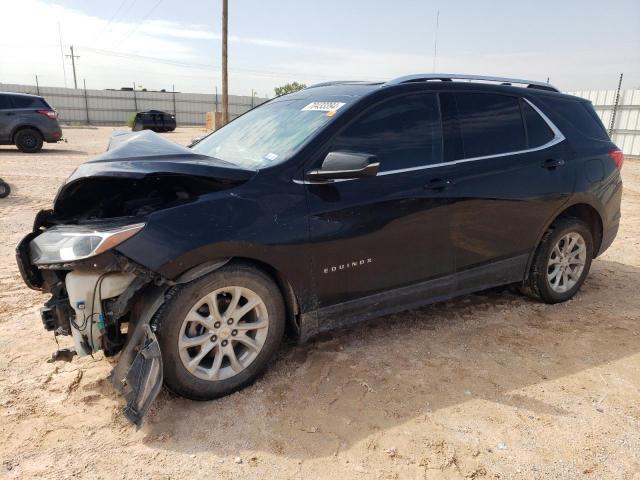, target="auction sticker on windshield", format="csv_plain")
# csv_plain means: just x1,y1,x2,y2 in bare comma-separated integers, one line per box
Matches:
302,102,346,112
